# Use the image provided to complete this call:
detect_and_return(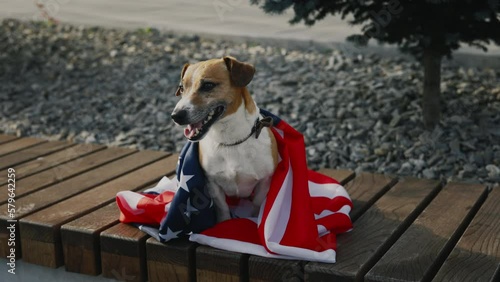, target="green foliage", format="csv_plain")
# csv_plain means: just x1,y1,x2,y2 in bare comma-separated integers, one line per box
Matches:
251,0,500,58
